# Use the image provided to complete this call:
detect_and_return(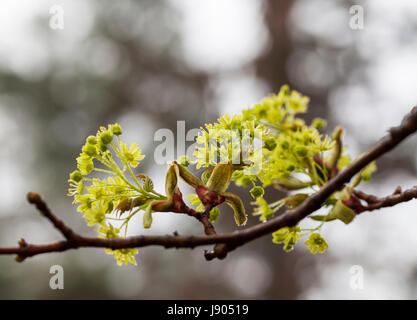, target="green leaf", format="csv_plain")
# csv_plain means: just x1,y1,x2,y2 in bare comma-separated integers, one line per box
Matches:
209,207,220,223
206,162,233,193
143,205,153,229
284,193,308,209
222,192,247,226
